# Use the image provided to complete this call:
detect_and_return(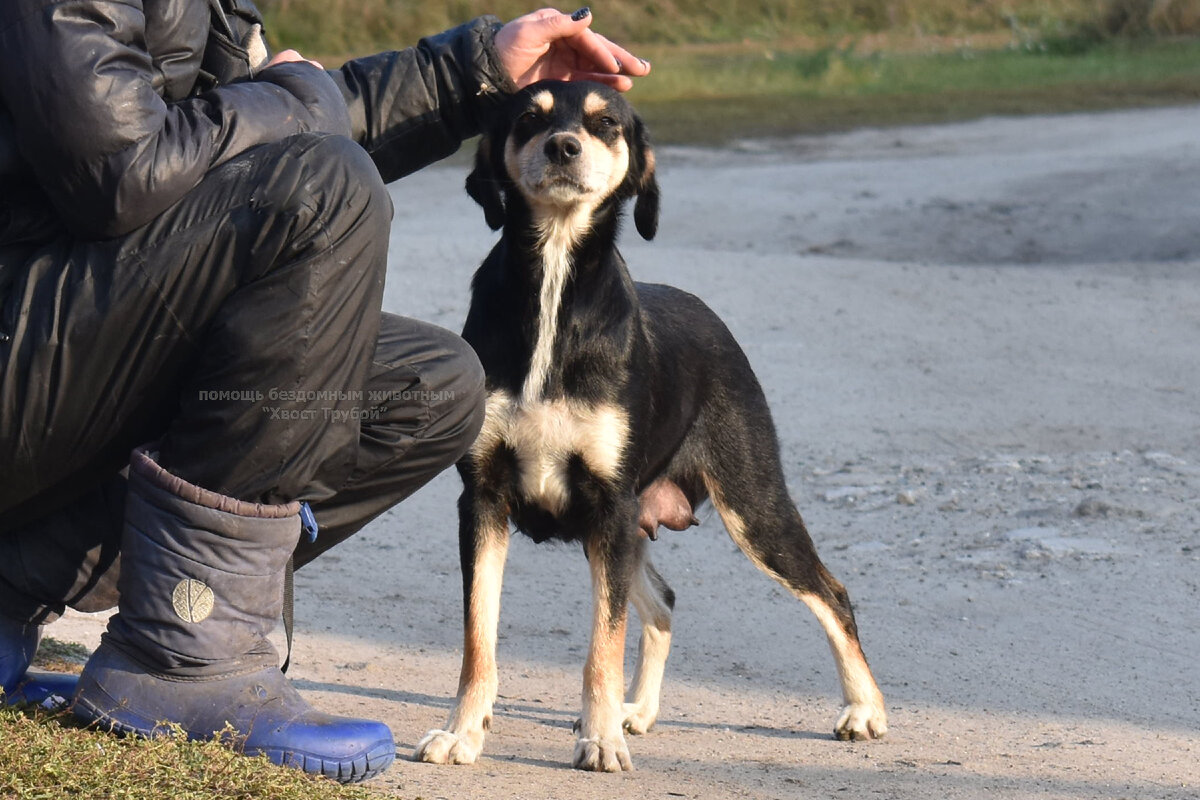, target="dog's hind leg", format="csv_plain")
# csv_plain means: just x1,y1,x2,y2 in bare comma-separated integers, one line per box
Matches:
415,488,510,765
623,537,675,734
701,442,887,741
